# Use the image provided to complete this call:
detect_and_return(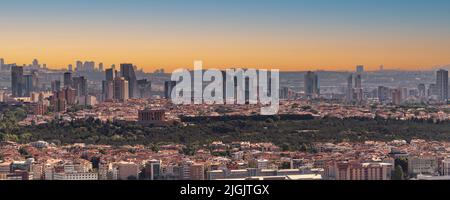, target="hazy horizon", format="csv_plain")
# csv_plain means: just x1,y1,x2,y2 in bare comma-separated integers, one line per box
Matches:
1,56,449,73
2,0,450,72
